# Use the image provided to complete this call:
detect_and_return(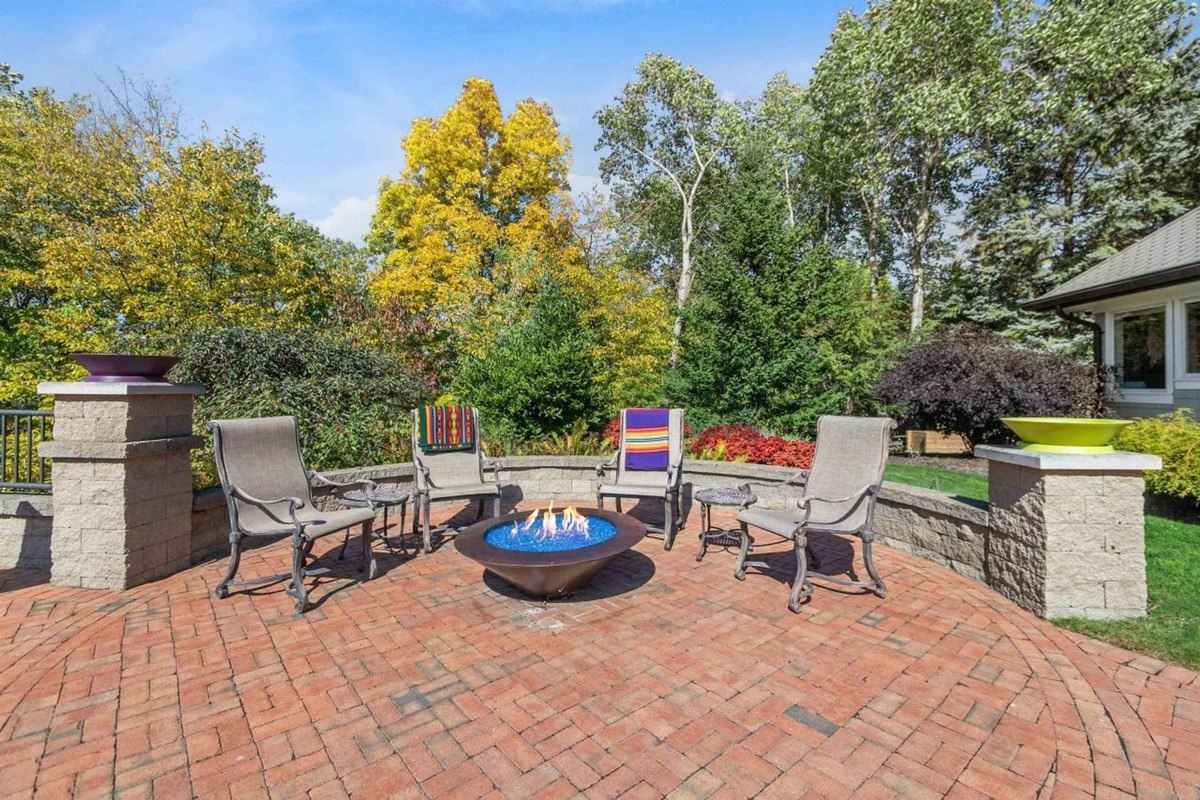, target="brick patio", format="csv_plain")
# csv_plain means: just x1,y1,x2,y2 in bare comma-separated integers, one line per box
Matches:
2,499,1199,799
